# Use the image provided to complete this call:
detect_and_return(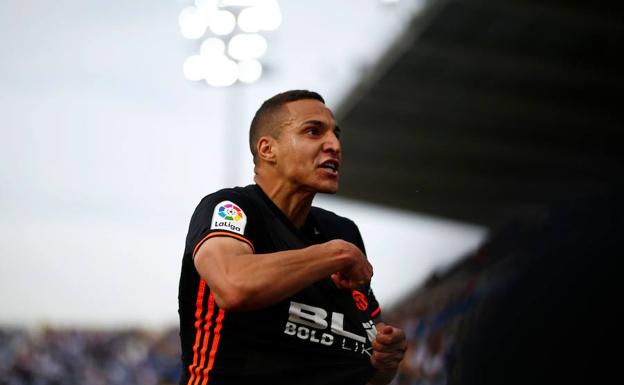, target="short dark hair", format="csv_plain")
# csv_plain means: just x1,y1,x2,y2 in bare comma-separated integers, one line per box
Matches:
249,90,325,164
